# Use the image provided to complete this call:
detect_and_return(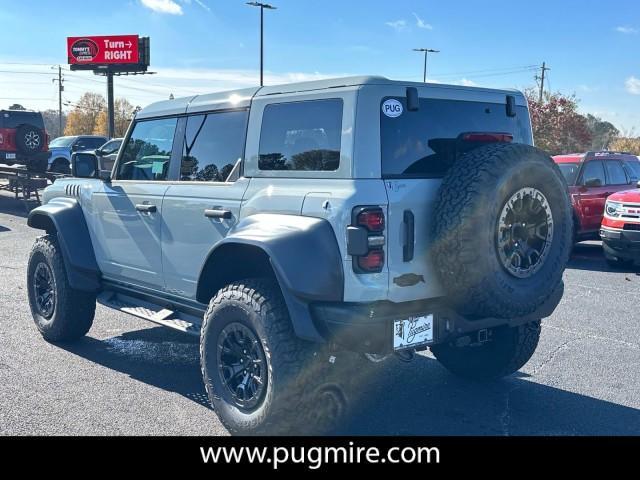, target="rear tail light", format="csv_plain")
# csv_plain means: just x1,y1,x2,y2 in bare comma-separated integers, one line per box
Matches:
357,249,385,272
350,206,386,273
462,132,513,143
357,208,385,232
